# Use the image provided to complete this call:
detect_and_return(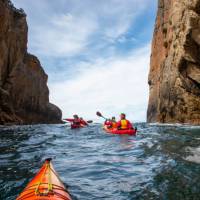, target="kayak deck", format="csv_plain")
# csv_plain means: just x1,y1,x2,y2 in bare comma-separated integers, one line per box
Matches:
103,125,137,135
16,158,71,200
